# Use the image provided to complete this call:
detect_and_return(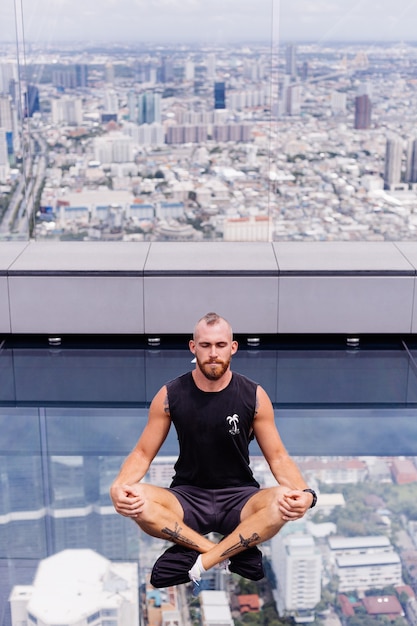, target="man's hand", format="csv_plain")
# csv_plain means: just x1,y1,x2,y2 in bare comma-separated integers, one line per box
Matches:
110,483,144,518
278,489,313,522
